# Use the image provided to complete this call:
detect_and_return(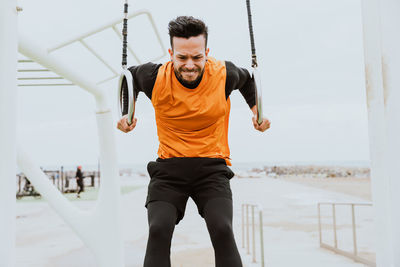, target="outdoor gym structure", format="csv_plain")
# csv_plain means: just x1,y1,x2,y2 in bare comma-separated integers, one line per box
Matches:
1,0,400,266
